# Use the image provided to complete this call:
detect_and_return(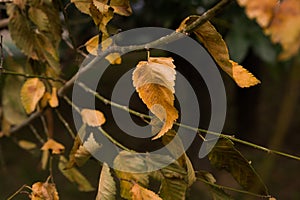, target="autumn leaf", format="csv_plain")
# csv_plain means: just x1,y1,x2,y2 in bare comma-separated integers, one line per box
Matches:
71,0,92,15
18,140,37,150
110,0,132,16
31,181,59,200
237,0,278,28
41,139,65,154
192,20,260,87
132,57,178,139
131,183,162,200
49,87,59,108
20,78,46,114
85,35,122,64
238,0,300,60
96,163,116,200
81,108,106,127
